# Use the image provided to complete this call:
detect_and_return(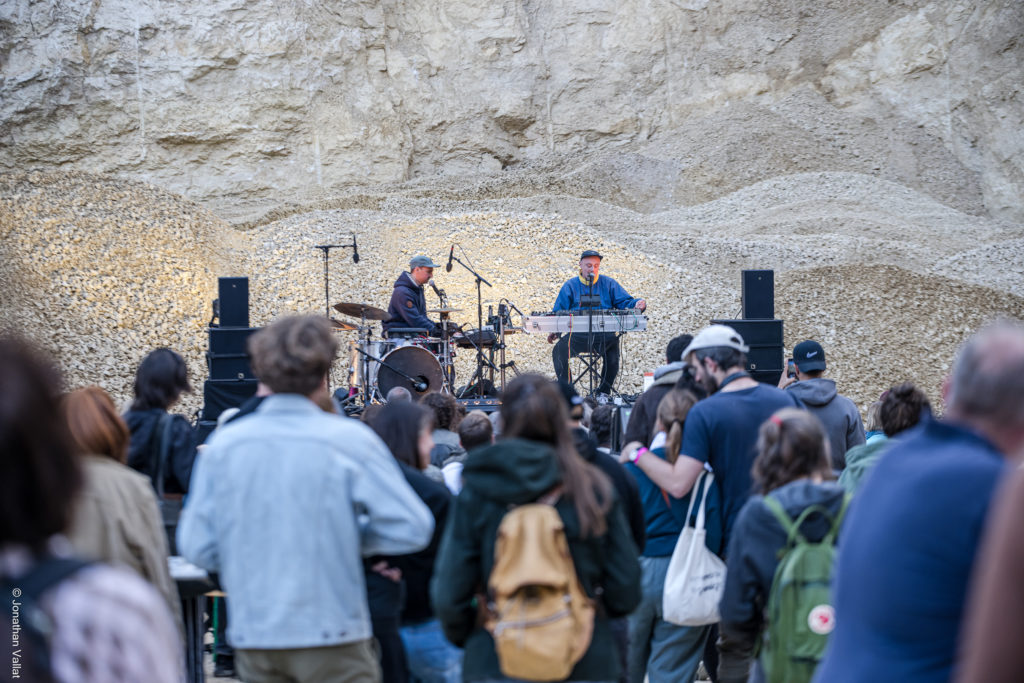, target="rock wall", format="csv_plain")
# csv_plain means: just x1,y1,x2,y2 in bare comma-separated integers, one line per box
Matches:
1,0,1021,222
